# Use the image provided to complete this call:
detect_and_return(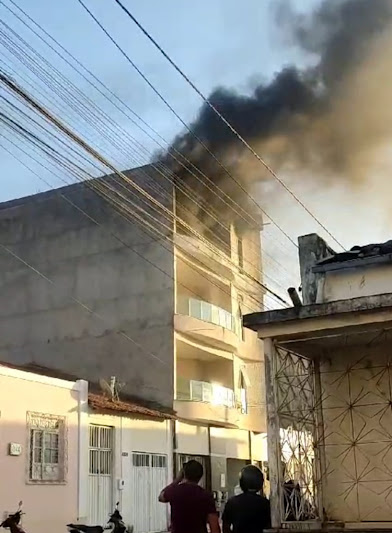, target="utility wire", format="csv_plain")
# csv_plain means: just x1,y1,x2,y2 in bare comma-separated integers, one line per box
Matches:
0,71,288,306
112,0,345,251
76,0,298,250
0,238,167,365
0,9,292,293
0,92,280,310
